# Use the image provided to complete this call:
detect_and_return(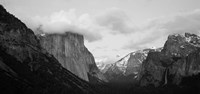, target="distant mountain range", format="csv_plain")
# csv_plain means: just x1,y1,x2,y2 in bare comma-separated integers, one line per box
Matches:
98,48,162,82
99,32,200,88
1,4,200,94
